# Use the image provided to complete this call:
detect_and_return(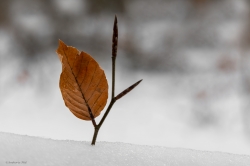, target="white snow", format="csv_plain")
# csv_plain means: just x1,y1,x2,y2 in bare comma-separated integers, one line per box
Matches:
0,132,249,166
